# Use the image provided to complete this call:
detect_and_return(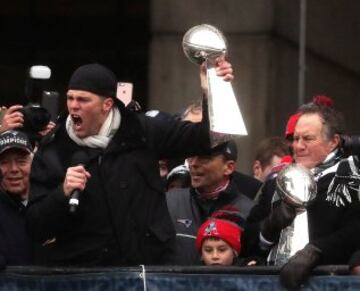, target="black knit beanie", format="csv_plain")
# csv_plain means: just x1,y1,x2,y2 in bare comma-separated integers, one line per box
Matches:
68,63,117,98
